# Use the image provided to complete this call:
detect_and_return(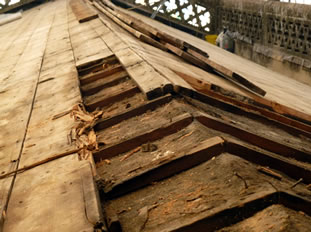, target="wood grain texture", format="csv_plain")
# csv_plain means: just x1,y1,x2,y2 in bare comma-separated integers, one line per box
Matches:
1,1,101,231
69,0,98,23
118,6,311,123
68,7,113,68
